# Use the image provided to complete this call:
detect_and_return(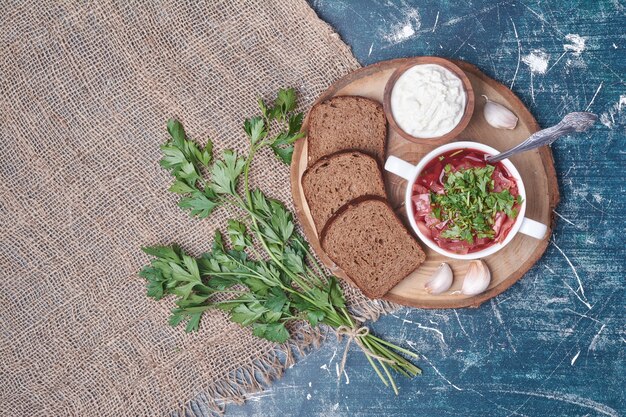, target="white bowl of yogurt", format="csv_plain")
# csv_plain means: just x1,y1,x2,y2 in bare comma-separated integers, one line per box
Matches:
383,57,475,144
